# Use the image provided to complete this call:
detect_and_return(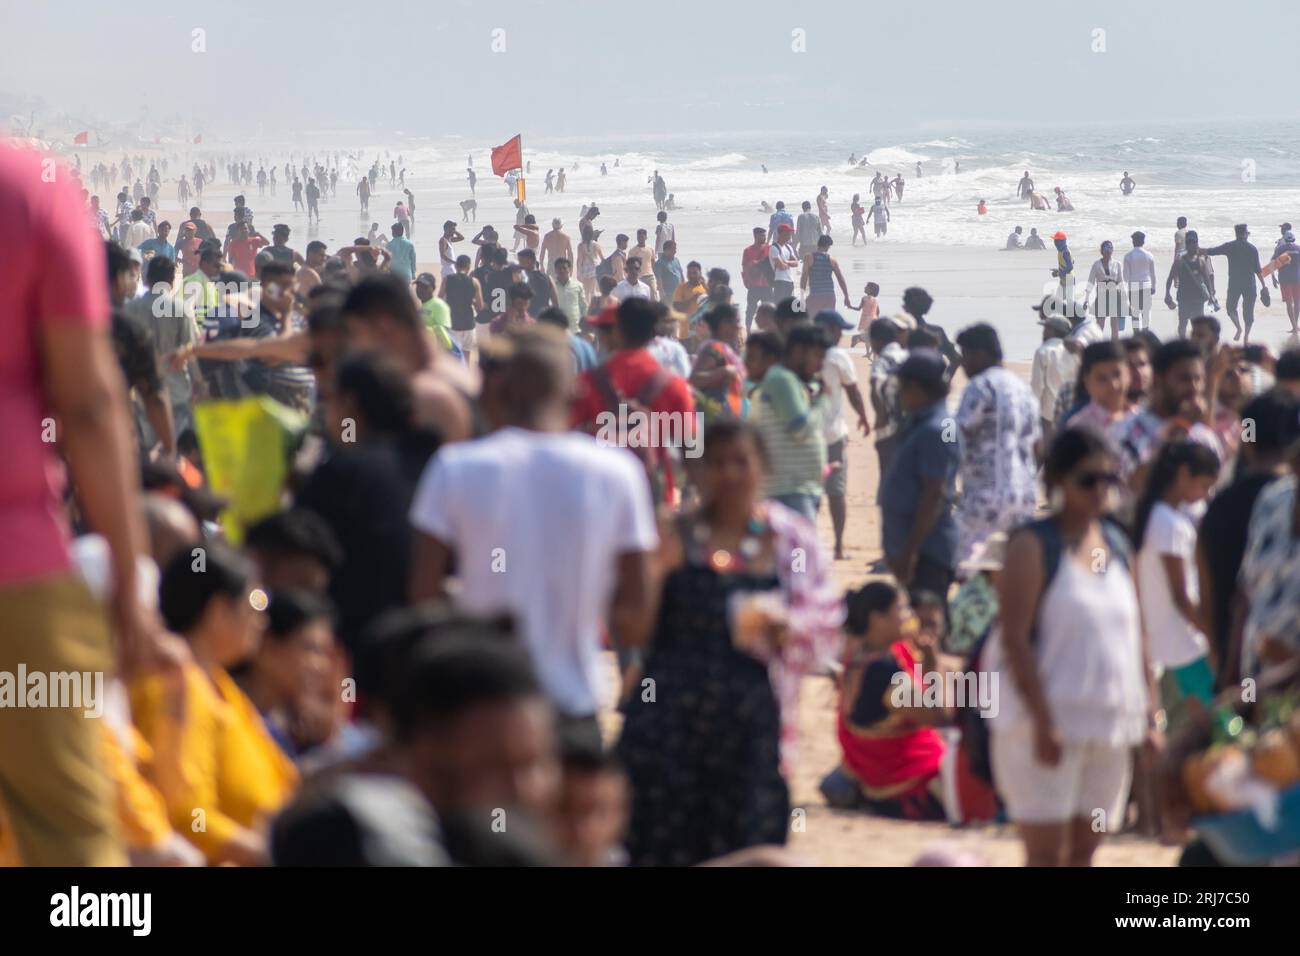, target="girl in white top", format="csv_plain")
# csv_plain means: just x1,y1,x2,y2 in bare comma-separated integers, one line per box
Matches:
1085,240,1127,339
987,427,1155,866
1133,440,1220,732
